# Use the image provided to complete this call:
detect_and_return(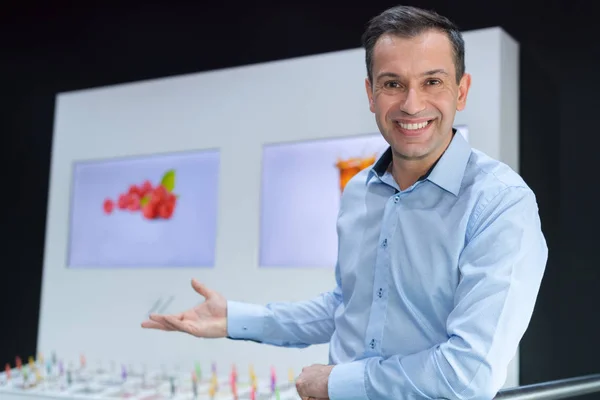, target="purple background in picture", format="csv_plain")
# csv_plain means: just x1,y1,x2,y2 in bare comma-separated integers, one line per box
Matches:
260,134,389,268
68,150,220,268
